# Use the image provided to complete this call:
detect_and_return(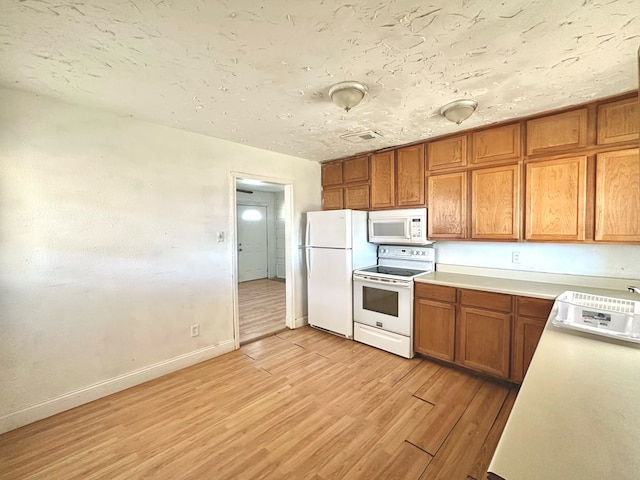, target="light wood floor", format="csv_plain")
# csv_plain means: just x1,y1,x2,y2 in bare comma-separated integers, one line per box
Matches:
238,278,286,344
0,327,517,480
